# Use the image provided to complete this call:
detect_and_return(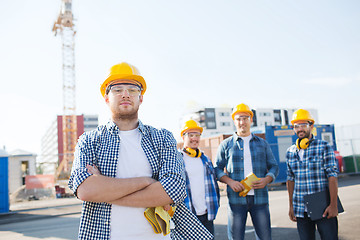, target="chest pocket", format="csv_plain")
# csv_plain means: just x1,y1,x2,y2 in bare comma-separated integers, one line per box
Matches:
307,156,324,172
255,146,266,162
288,152,300,171
224,146,233,173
